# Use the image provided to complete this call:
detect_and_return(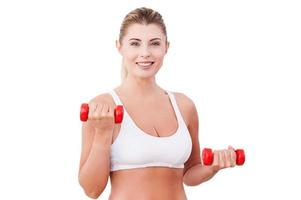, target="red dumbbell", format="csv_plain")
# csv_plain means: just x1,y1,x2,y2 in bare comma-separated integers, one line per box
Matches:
80,103,124,124
202,148,245,166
